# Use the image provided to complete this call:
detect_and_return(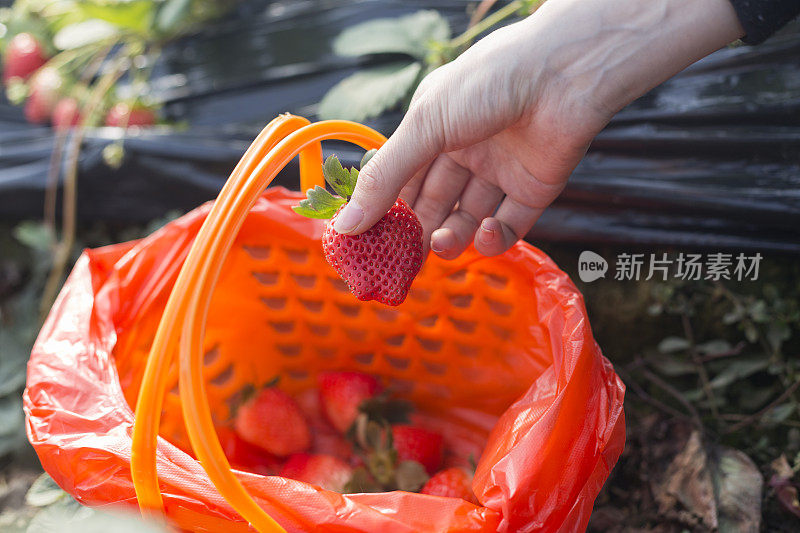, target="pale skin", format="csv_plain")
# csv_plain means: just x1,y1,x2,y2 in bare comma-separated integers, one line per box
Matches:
332,0,746,259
